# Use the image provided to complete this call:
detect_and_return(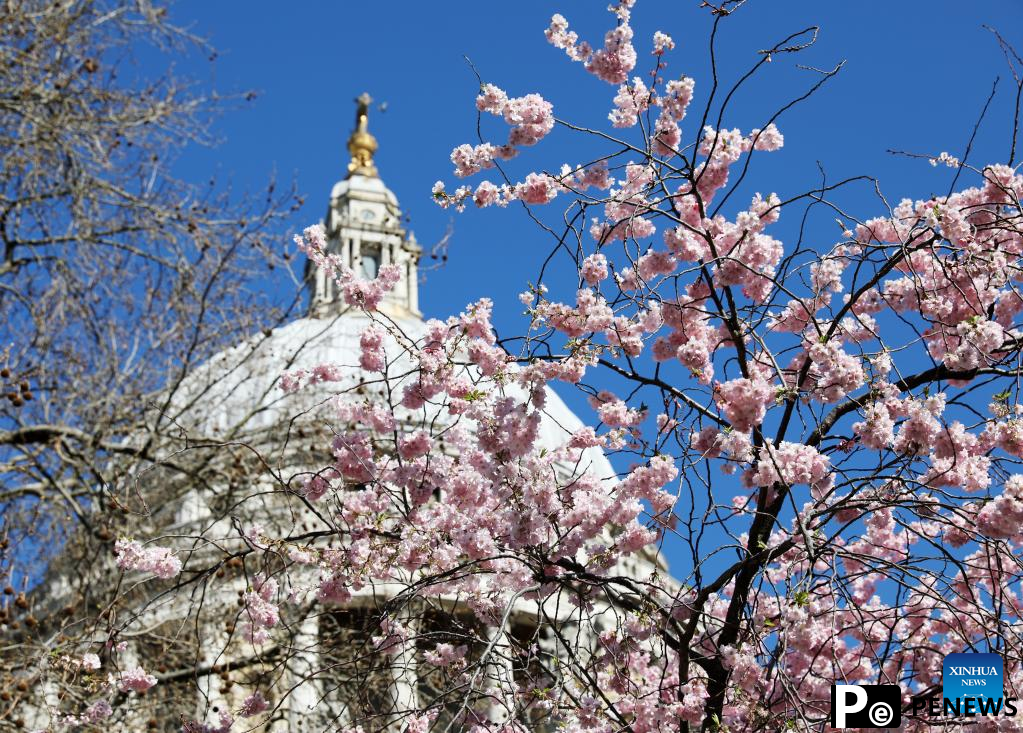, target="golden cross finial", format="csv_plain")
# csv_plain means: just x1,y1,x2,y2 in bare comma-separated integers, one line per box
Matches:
347,92,378,178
